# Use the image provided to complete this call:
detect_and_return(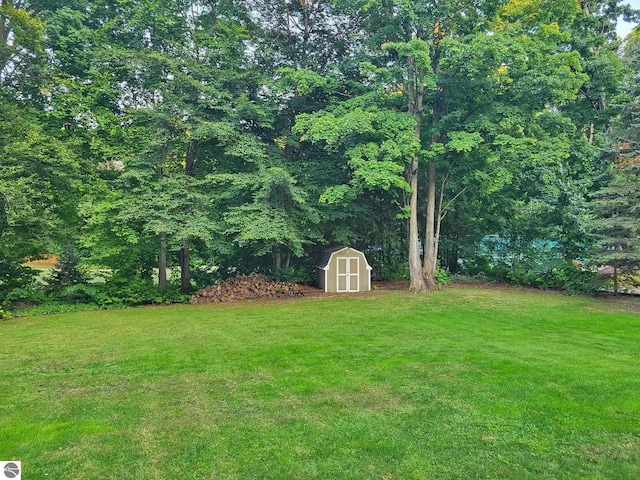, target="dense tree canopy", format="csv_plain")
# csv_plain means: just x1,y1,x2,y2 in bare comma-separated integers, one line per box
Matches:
1,0,638,307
